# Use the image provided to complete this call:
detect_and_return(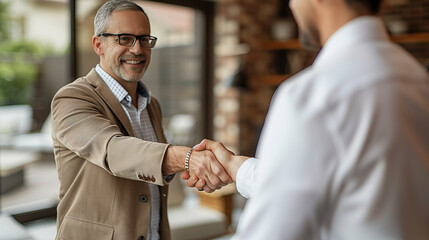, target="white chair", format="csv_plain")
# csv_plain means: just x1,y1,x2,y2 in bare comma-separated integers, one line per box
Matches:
0,105,40,194
0,149,40,194
11,115,53,153
0,105,33,147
